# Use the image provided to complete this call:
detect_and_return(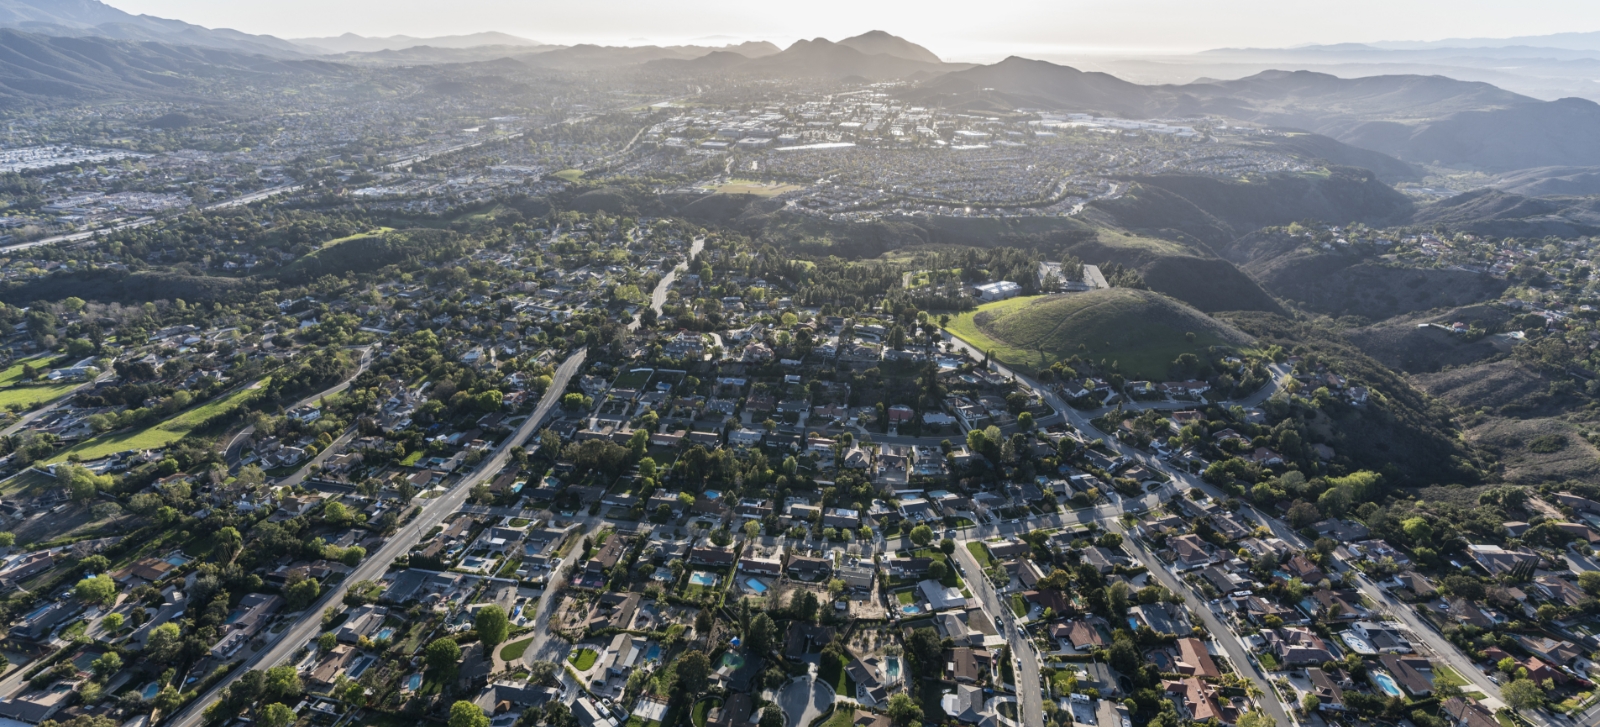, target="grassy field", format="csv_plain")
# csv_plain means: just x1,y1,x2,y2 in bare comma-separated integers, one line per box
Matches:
945,289,1252,379
0,381,79,410
714,179,803,197
553,169,585,182
0,354,53,387
691,698,721,727
46,377,269,463
1095,228,1199,258
322,227,394,248
820,707,853,727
